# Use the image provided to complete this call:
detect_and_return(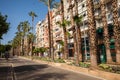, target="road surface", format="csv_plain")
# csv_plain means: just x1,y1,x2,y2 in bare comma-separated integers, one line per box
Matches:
0,57,105,80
